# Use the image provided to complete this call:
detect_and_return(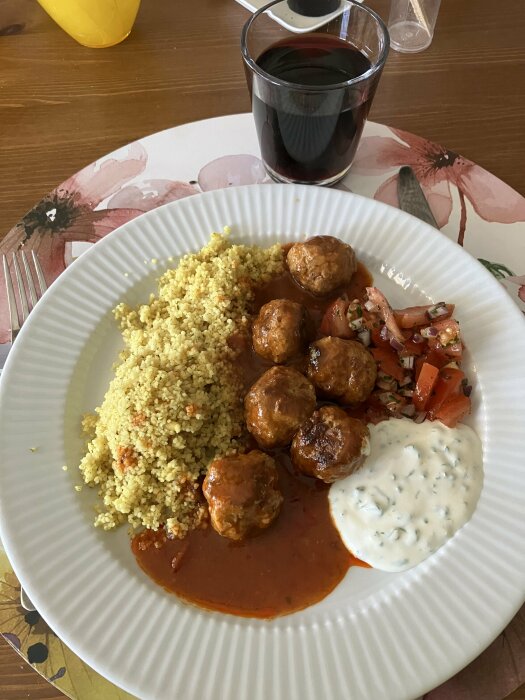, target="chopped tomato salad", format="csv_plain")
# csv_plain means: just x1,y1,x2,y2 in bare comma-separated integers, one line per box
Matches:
319,287,472,428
